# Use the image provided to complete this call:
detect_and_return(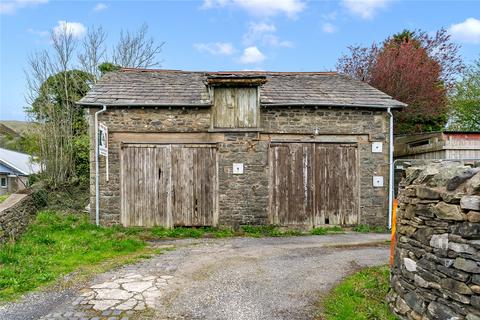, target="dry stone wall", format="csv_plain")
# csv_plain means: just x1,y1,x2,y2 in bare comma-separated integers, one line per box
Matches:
389,161,480,320
0,193,38,244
